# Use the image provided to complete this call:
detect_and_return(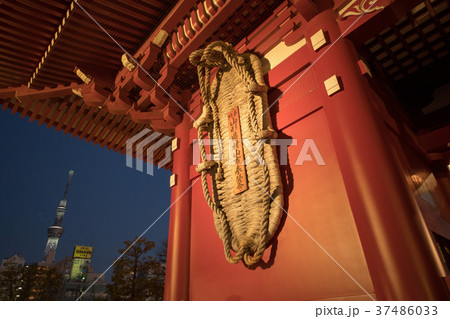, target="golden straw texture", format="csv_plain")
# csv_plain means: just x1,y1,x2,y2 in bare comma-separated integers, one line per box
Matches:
190,41,283,265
